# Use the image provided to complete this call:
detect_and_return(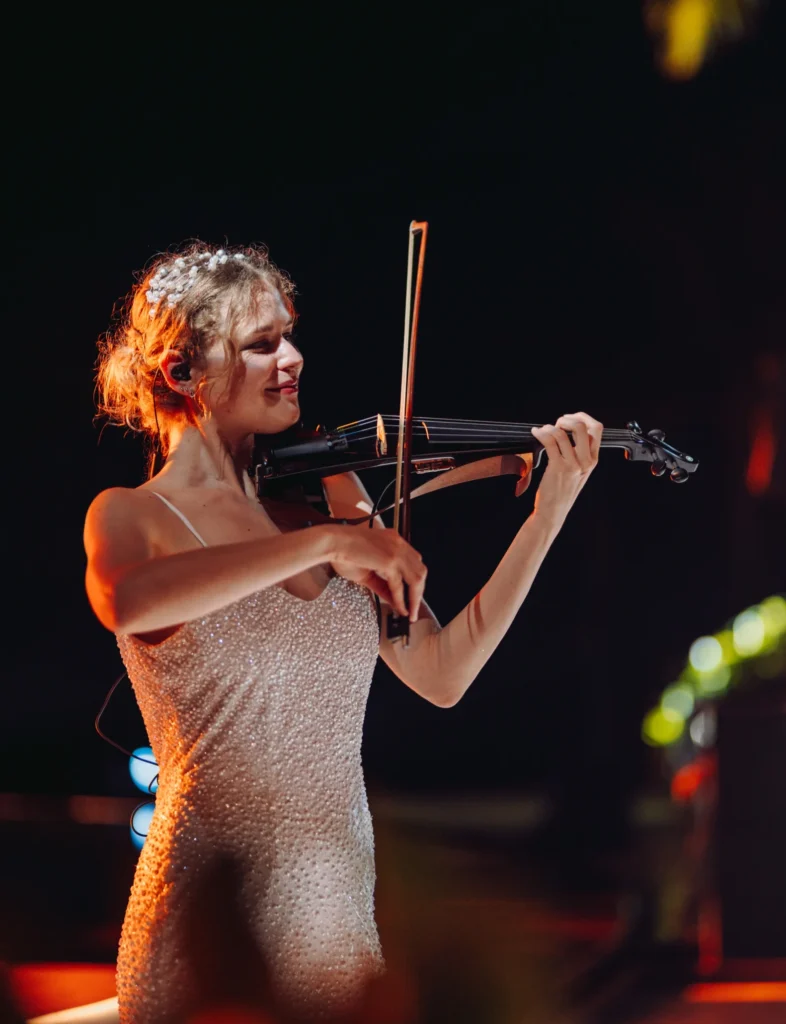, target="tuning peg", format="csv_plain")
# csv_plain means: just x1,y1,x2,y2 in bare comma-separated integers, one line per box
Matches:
670,468,689,483
651,460,667,477
647,428,665,443
626,420,642,433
